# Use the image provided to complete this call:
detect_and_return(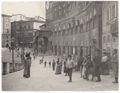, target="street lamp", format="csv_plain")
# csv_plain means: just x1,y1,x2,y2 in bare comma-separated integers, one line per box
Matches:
11,37,15,72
